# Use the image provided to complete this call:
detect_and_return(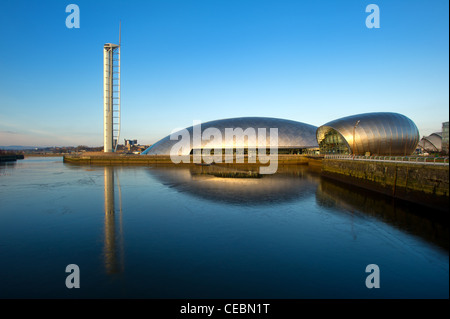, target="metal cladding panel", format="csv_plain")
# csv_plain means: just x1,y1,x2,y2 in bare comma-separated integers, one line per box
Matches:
142,117,318,155
316,112,420,155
